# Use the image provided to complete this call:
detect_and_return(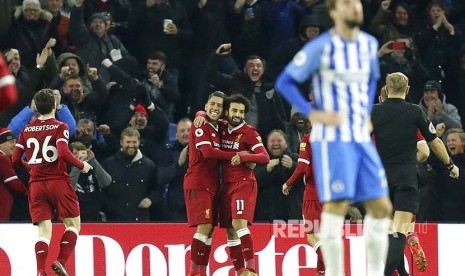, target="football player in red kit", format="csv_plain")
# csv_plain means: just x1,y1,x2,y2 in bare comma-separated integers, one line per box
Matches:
12,89,92,276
